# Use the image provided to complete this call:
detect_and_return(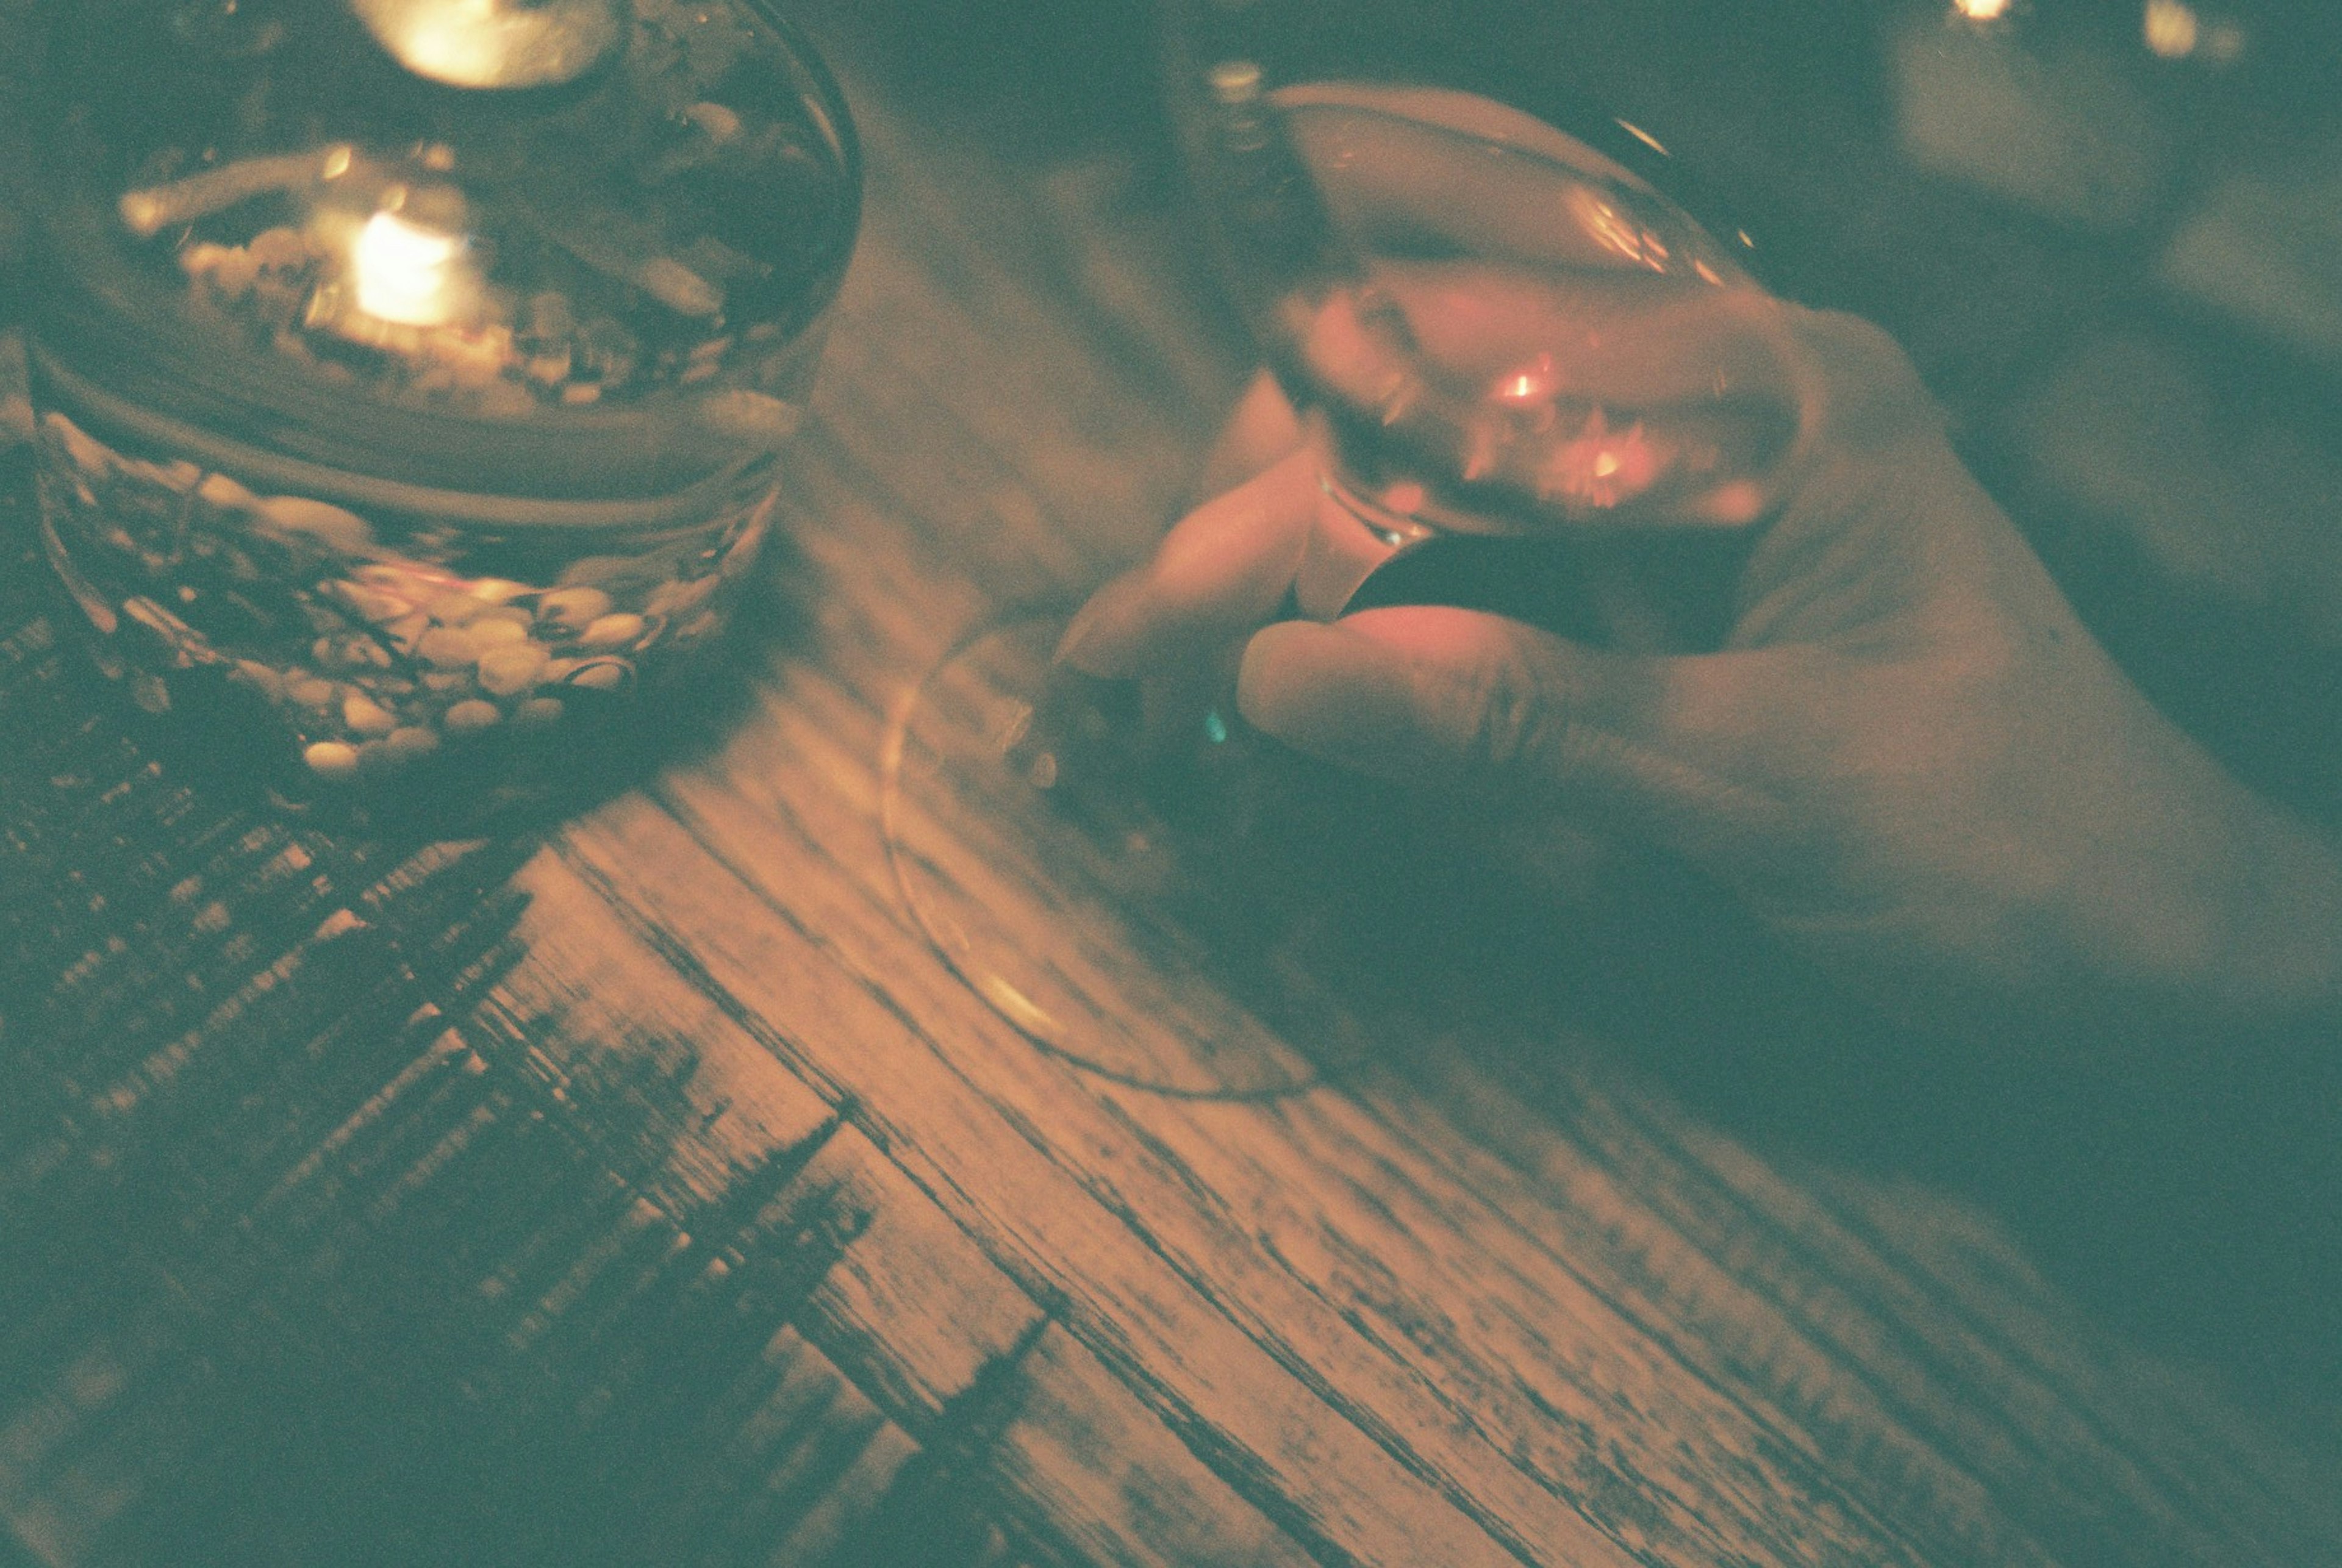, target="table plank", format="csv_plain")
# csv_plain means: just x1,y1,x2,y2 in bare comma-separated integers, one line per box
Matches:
517,51,2341,1568
2,17,2338,1566
556,801,1563,1567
